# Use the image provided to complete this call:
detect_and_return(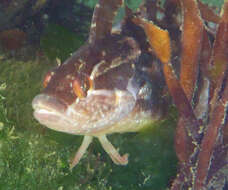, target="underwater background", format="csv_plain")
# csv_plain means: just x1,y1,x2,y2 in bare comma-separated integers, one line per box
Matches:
0,0,224,189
